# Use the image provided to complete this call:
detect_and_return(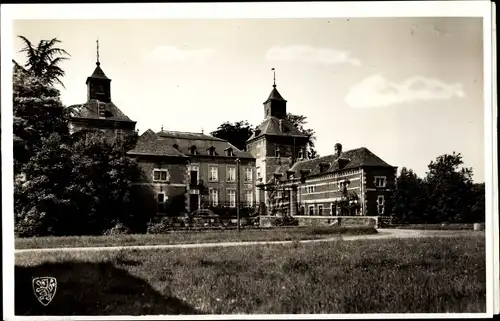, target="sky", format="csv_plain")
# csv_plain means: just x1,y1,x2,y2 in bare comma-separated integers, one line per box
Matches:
12,17,485,182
